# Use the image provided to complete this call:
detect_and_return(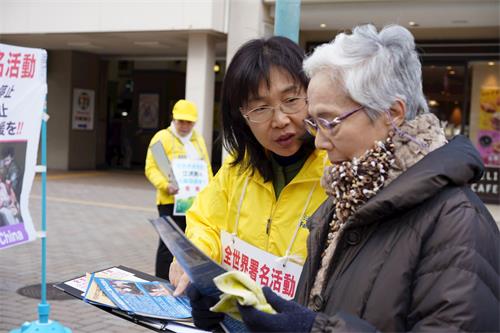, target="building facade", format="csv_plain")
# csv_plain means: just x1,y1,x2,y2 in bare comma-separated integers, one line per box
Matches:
1,0,499,201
